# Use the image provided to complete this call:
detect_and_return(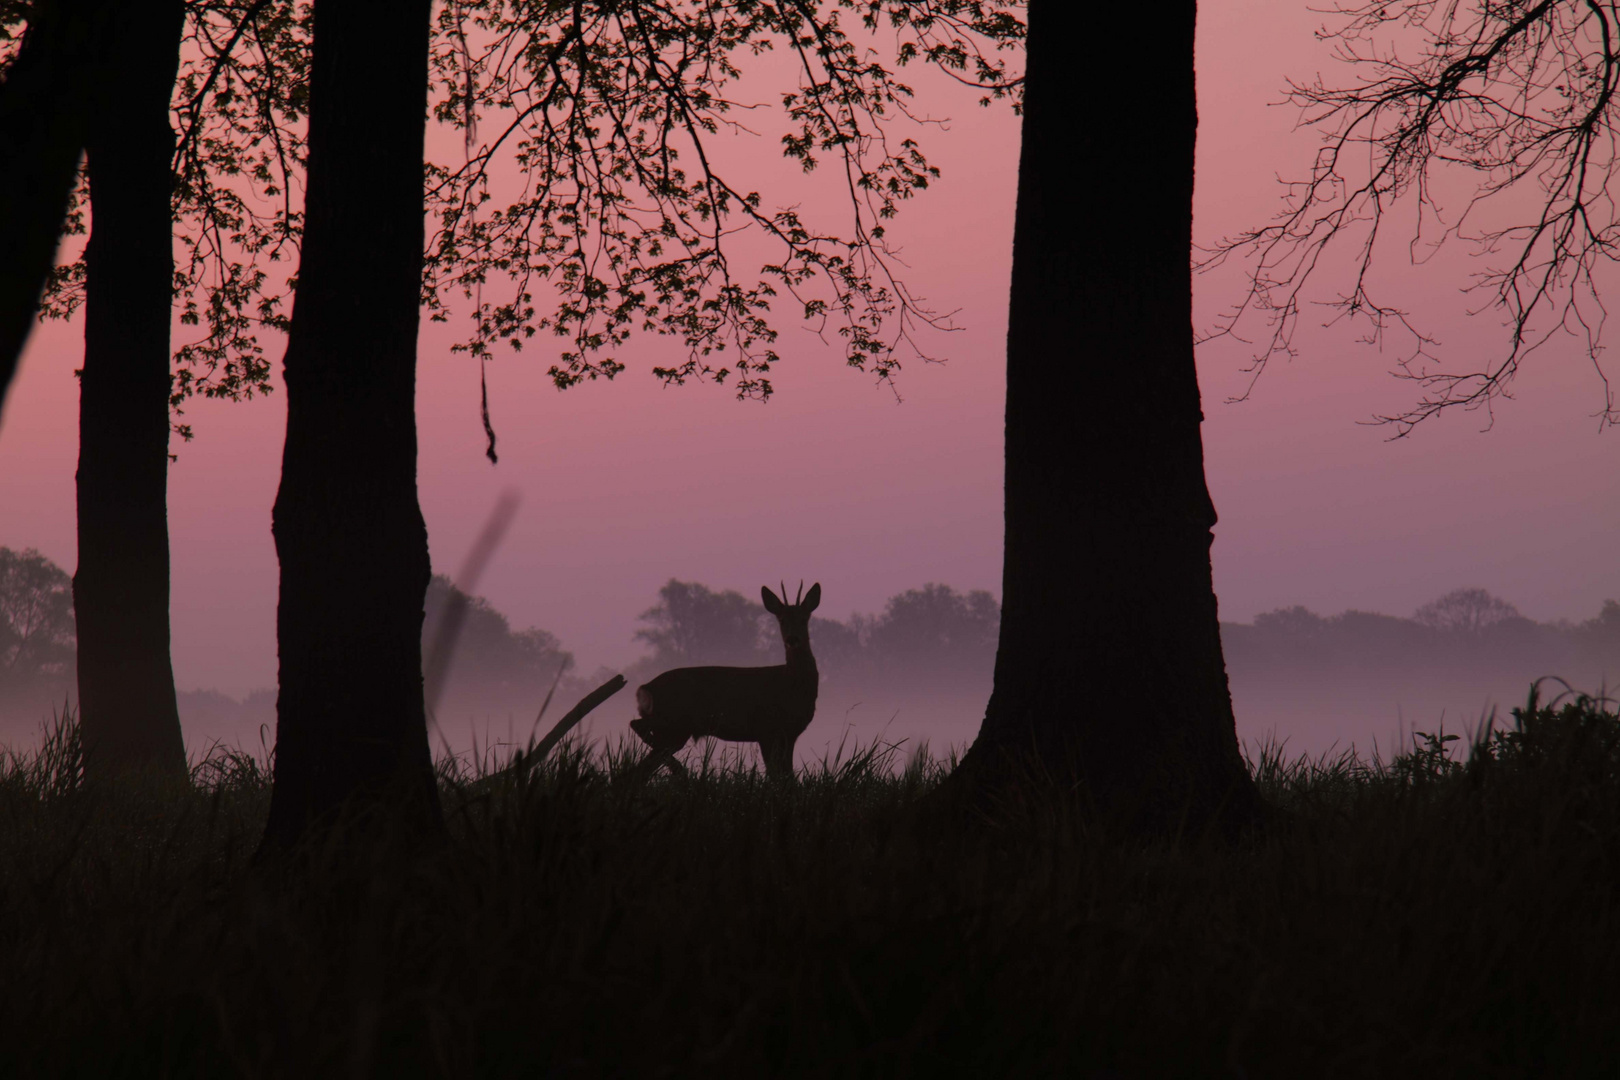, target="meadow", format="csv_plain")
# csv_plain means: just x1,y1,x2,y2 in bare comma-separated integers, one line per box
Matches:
0,685,1616,1077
